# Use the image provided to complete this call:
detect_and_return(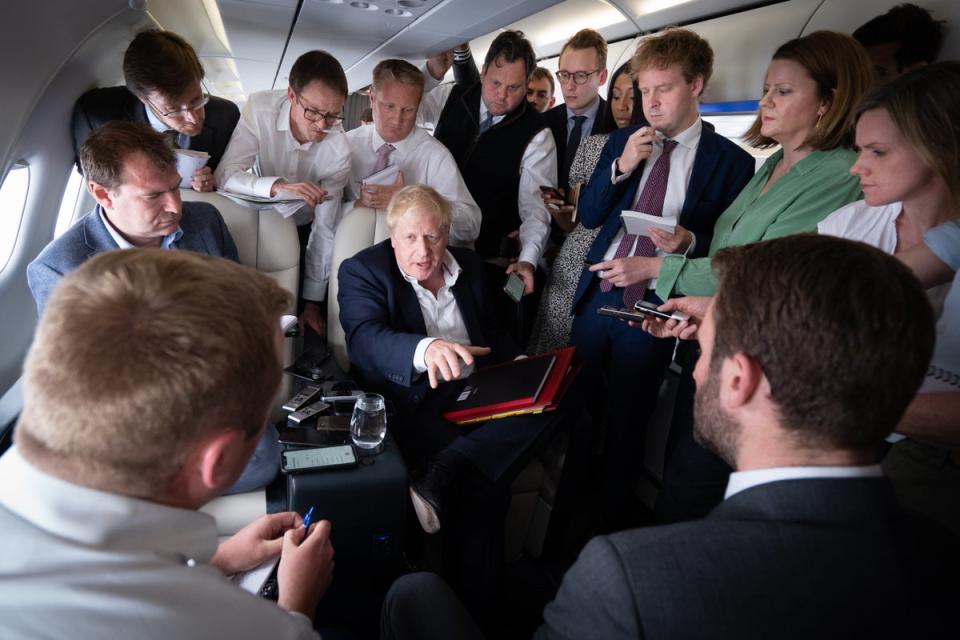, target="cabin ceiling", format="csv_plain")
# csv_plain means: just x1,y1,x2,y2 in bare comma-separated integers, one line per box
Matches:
152,0,778,100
